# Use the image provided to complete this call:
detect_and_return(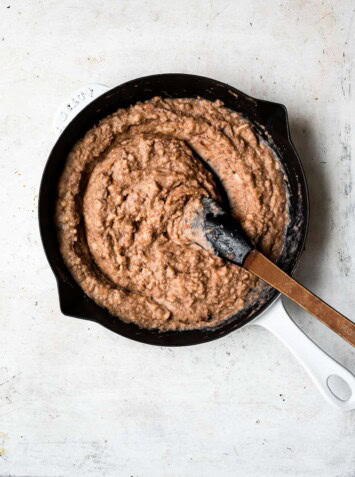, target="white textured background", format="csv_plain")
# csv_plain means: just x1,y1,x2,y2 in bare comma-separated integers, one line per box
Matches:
1,1,355,476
